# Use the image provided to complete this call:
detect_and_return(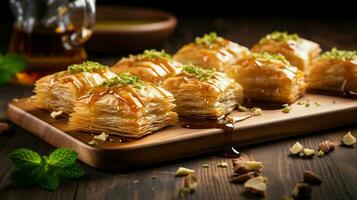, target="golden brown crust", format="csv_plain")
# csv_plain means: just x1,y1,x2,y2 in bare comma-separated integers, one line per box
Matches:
226,54,306,104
